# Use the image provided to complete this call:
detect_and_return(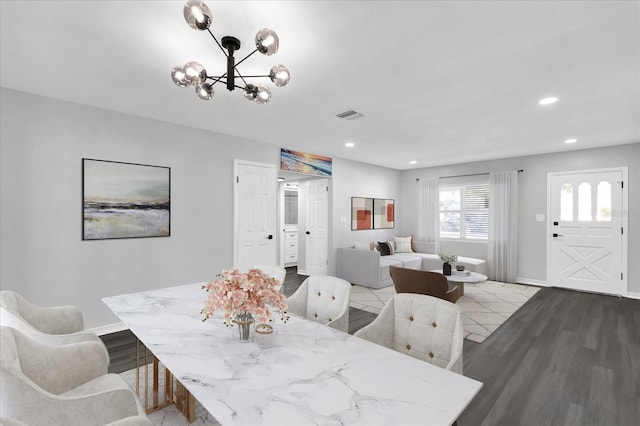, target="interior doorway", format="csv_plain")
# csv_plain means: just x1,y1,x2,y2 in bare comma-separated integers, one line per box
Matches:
278,173,330,276
546,167,628,296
